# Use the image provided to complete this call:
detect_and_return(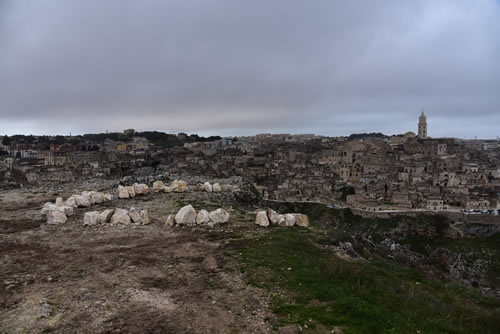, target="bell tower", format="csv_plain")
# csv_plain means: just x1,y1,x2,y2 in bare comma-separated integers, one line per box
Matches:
418,111,427,139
